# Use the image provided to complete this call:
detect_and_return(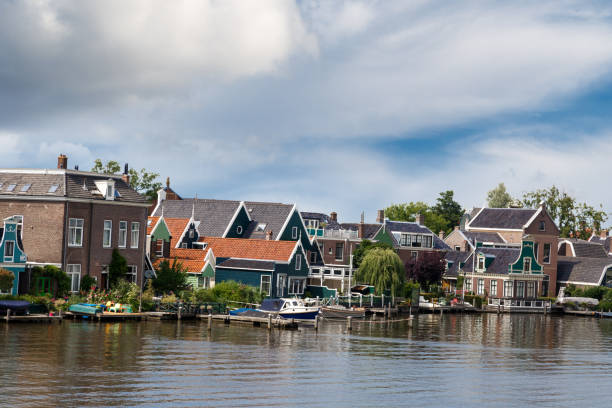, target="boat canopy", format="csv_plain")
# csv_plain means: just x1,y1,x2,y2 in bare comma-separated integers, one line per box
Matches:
259,299,284,312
